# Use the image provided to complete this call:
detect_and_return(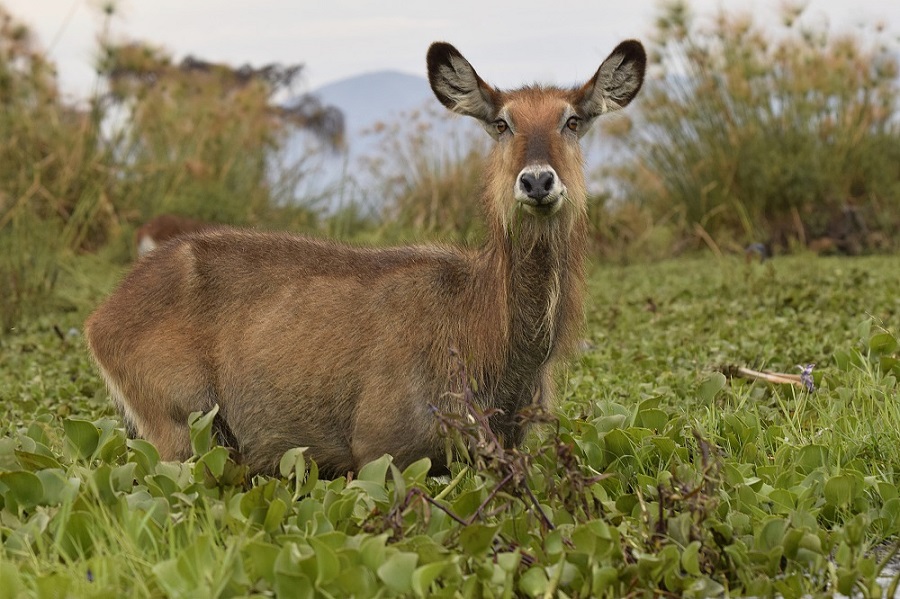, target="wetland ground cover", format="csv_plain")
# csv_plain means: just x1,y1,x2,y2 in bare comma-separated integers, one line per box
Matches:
1,253,900,597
